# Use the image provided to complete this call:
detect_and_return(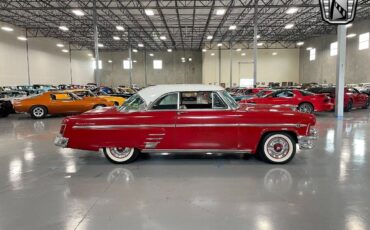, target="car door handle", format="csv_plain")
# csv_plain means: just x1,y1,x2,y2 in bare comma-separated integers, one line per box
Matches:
177,111,188,115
